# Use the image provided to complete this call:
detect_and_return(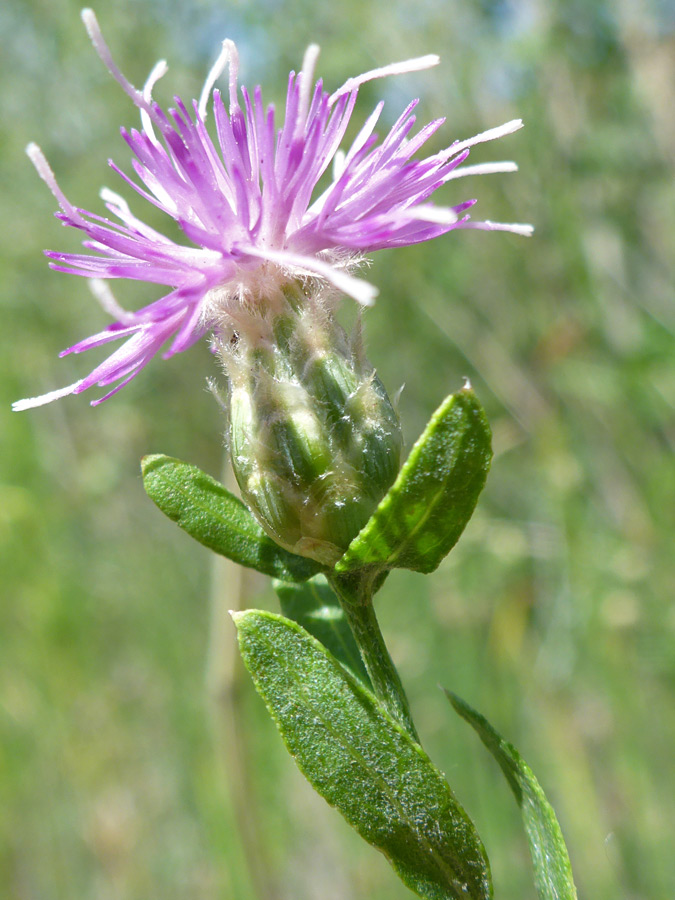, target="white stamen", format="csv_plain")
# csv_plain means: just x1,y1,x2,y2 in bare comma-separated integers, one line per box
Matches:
12,380,84,411
402,204,459,225
88,278,136,324
26,143,85,225
81,9,157,121
329,54,439,104
226,40,240,113
298,43,320,124
199,39,236,119
100,186,131,216
142,59,168,141
341,101,384,168
448,119,523,157
475,220,534,236
332,149,346,181
444,161,518,181
504,223,534,236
